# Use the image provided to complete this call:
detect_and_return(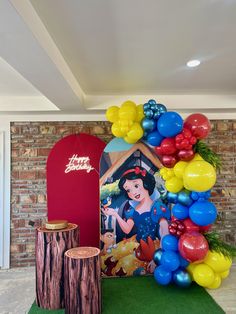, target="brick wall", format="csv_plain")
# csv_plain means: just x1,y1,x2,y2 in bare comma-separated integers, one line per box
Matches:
10,120,236,267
